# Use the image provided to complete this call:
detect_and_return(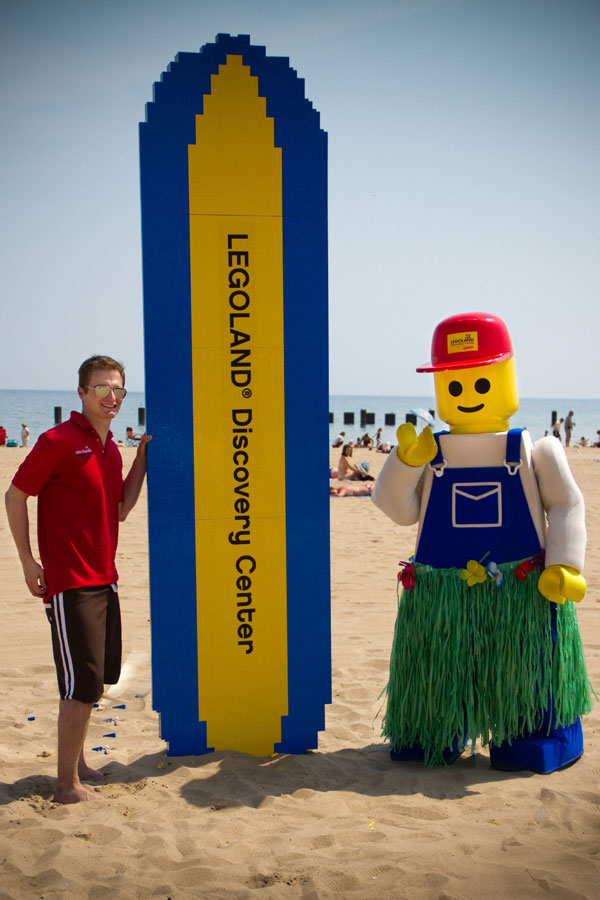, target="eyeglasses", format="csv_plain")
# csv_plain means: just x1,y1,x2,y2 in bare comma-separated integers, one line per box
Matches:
86,384,127,400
